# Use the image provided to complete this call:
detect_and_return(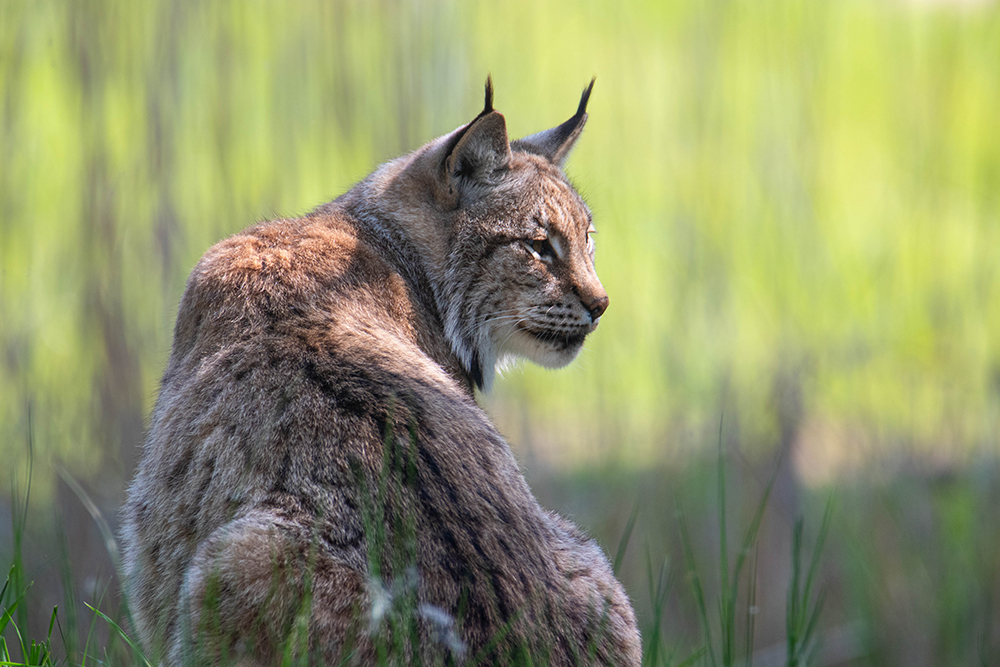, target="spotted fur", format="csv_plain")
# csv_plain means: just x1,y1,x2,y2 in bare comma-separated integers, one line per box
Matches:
121,79,640,666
